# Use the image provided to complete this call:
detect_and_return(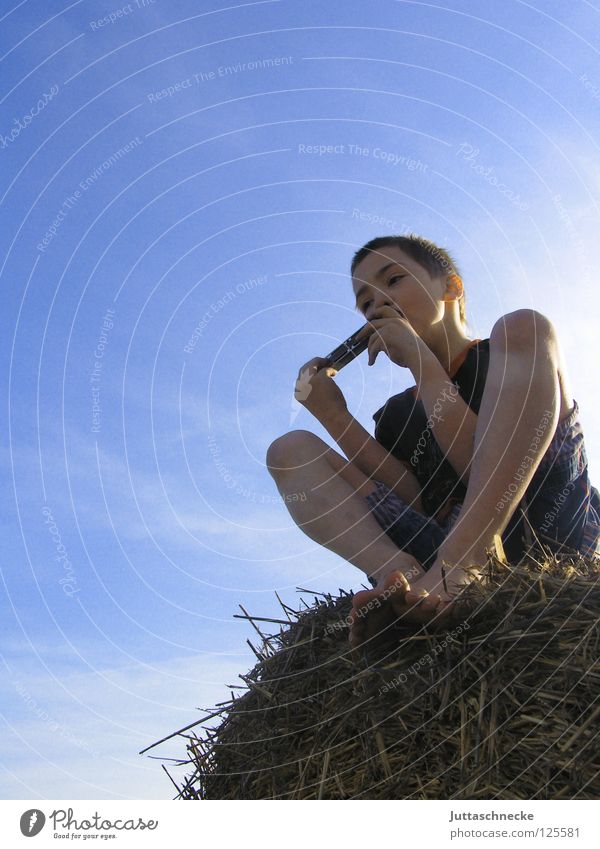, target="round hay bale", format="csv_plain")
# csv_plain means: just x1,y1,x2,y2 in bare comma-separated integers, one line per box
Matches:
159,552,600,799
